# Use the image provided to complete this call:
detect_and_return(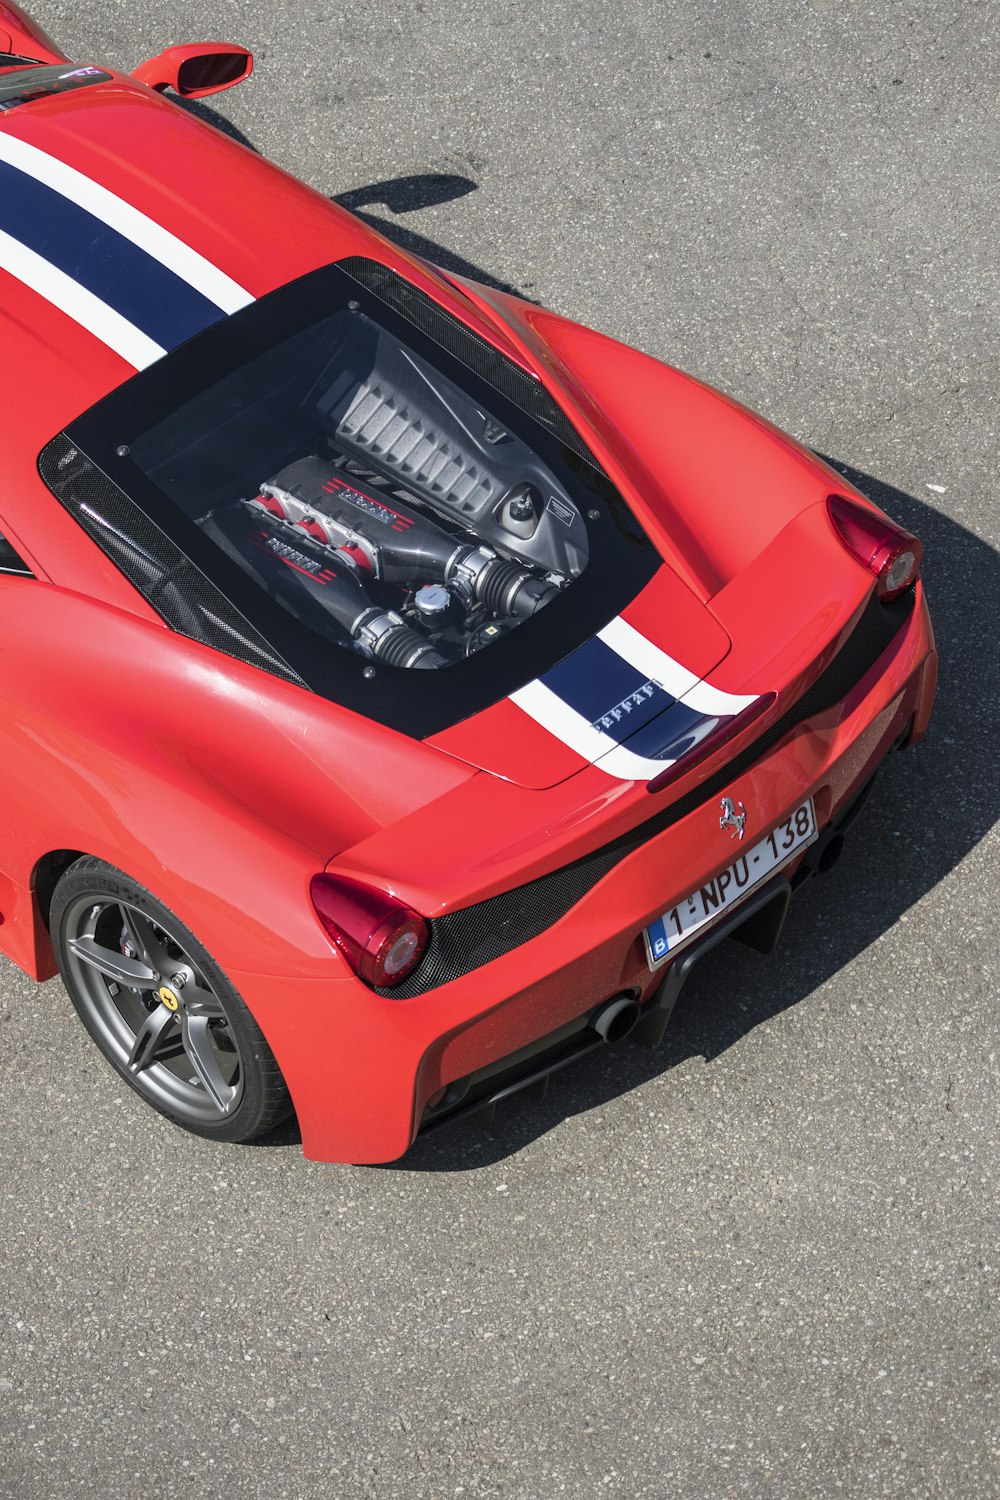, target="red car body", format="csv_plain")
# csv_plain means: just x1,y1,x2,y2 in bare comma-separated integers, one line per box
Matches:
0,8,936,1162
